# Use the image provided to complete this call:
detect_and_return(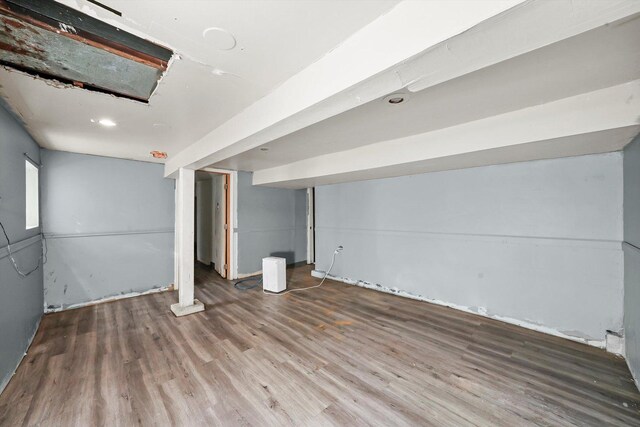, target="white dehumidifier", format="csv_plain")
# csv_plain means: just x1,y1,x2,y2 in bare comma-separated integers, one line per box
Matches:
262,257,286,293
